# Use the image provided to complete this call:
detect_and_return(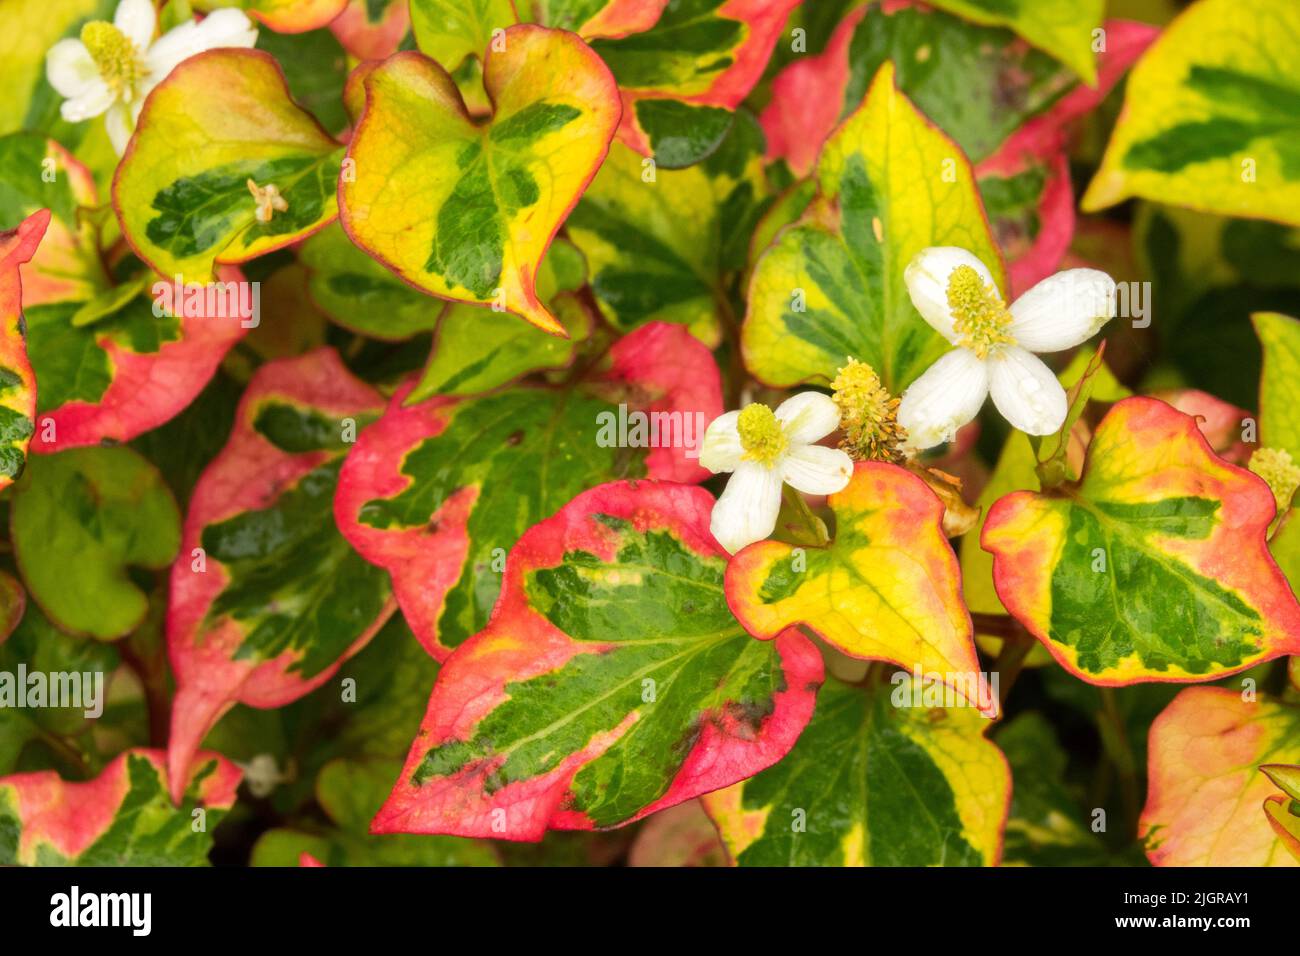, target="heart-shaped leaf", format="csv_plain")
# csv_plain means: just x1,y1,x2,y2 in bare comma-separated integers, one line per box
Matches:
1083,0,1300,225
340,25,620,335
371,479,824,839
0,749,241,866
1142,687,1300,866
335,321,722,659
167,348,394,803
0,210,48,490
703,674,1010,865
12,446,181,640
725,461,989,713
114,49,345,283
984,396,1300,684
741,61,1004,393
